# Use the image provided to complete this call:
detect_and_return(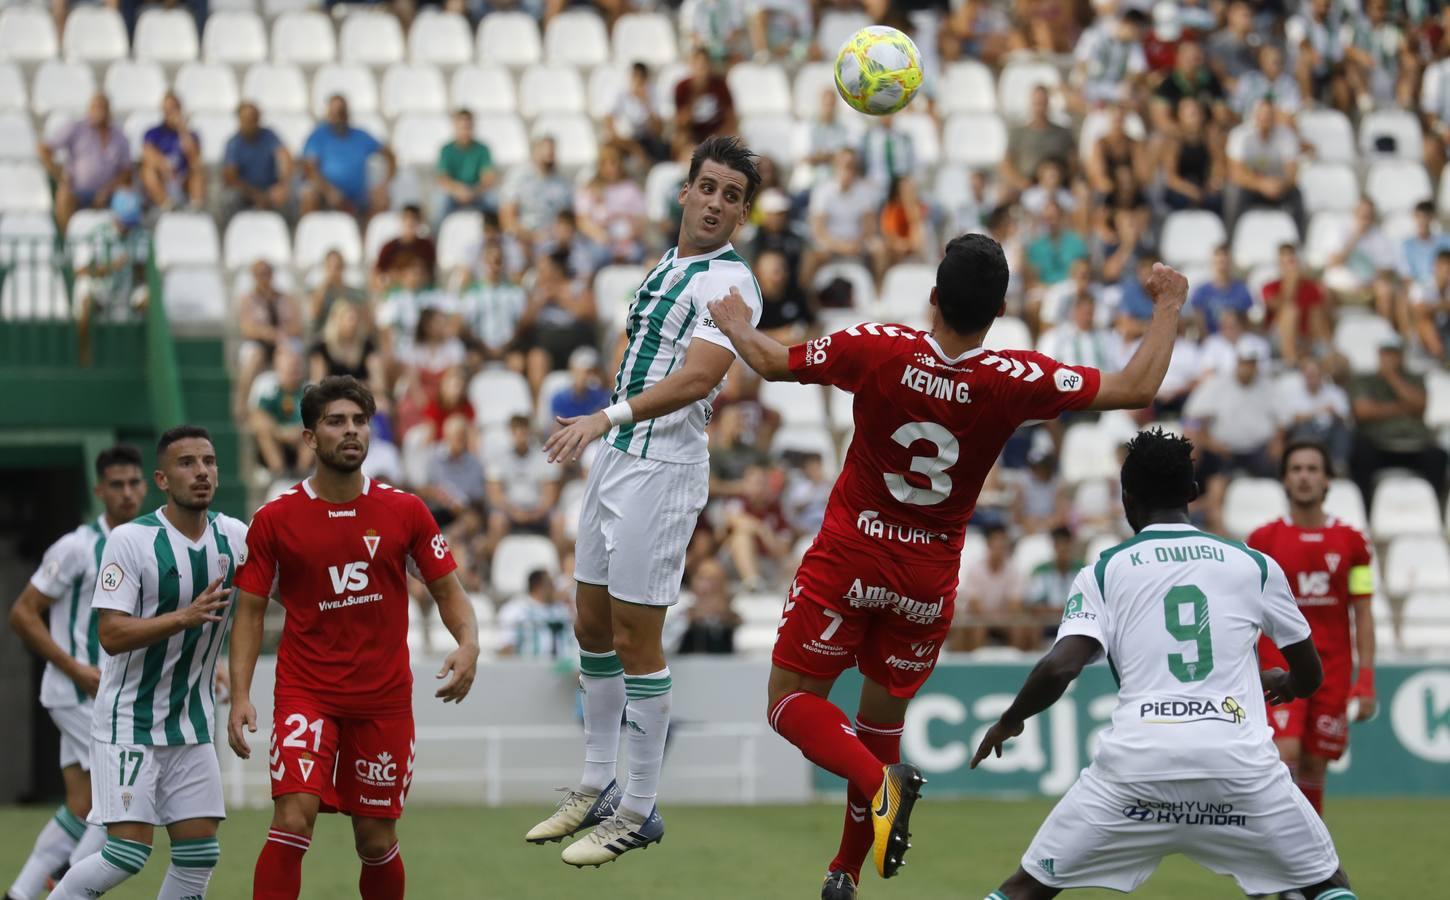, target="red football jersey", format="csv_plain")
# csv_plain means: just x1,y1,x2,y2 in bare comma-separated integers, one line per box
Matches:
235,476,458,717
787,323,1101,564
1248,517,1372,672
